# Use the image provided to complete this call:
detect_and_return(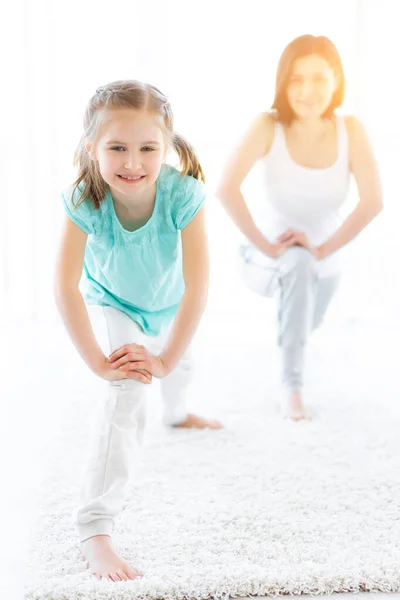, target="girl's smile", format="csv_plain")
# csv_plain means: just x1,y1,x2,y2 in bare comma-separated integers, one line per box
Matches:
117,174,147,184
